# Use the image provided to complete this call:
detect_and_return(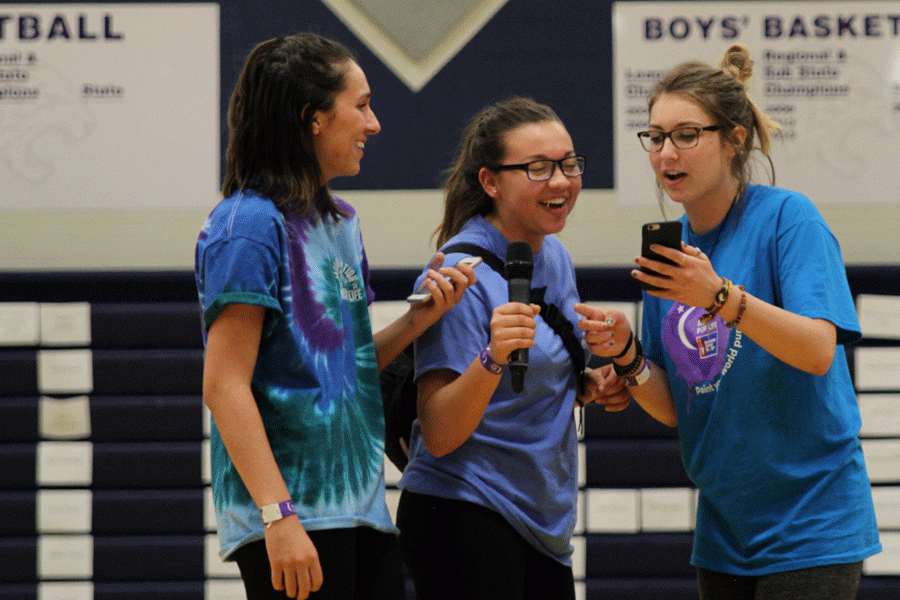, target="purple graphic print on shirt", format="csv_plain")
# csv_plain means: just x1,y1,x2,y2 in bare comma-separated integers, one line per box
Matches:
662,303,732,408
